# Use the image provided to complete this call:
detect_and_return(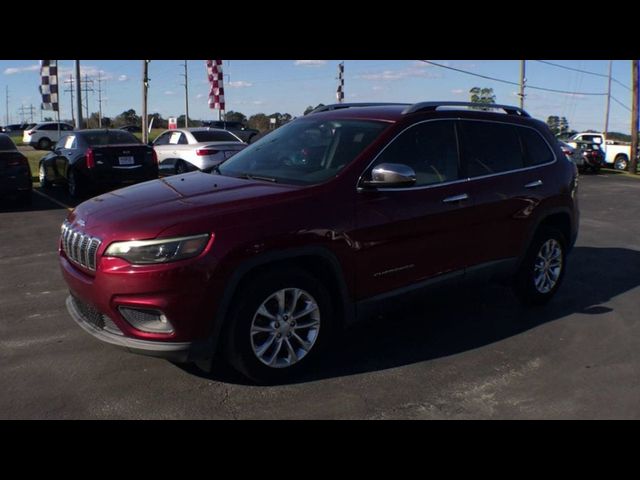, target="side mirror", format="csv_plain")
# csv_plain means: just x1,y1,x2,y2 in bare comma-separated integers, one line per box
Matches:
361,163,416,189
